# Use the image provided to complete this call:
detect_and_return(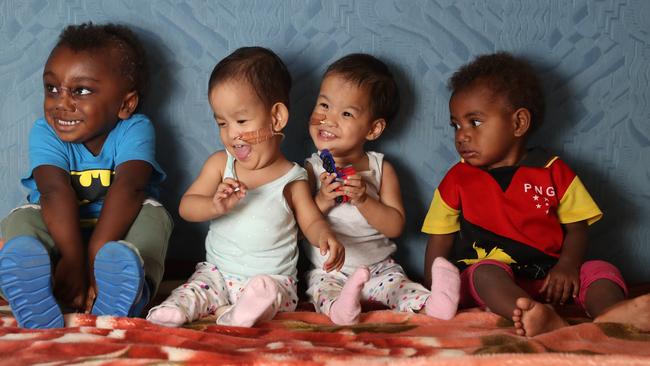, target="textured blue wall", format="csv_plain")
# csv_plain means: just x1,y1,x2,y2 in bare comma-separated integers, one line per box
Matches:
1,0,648,283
